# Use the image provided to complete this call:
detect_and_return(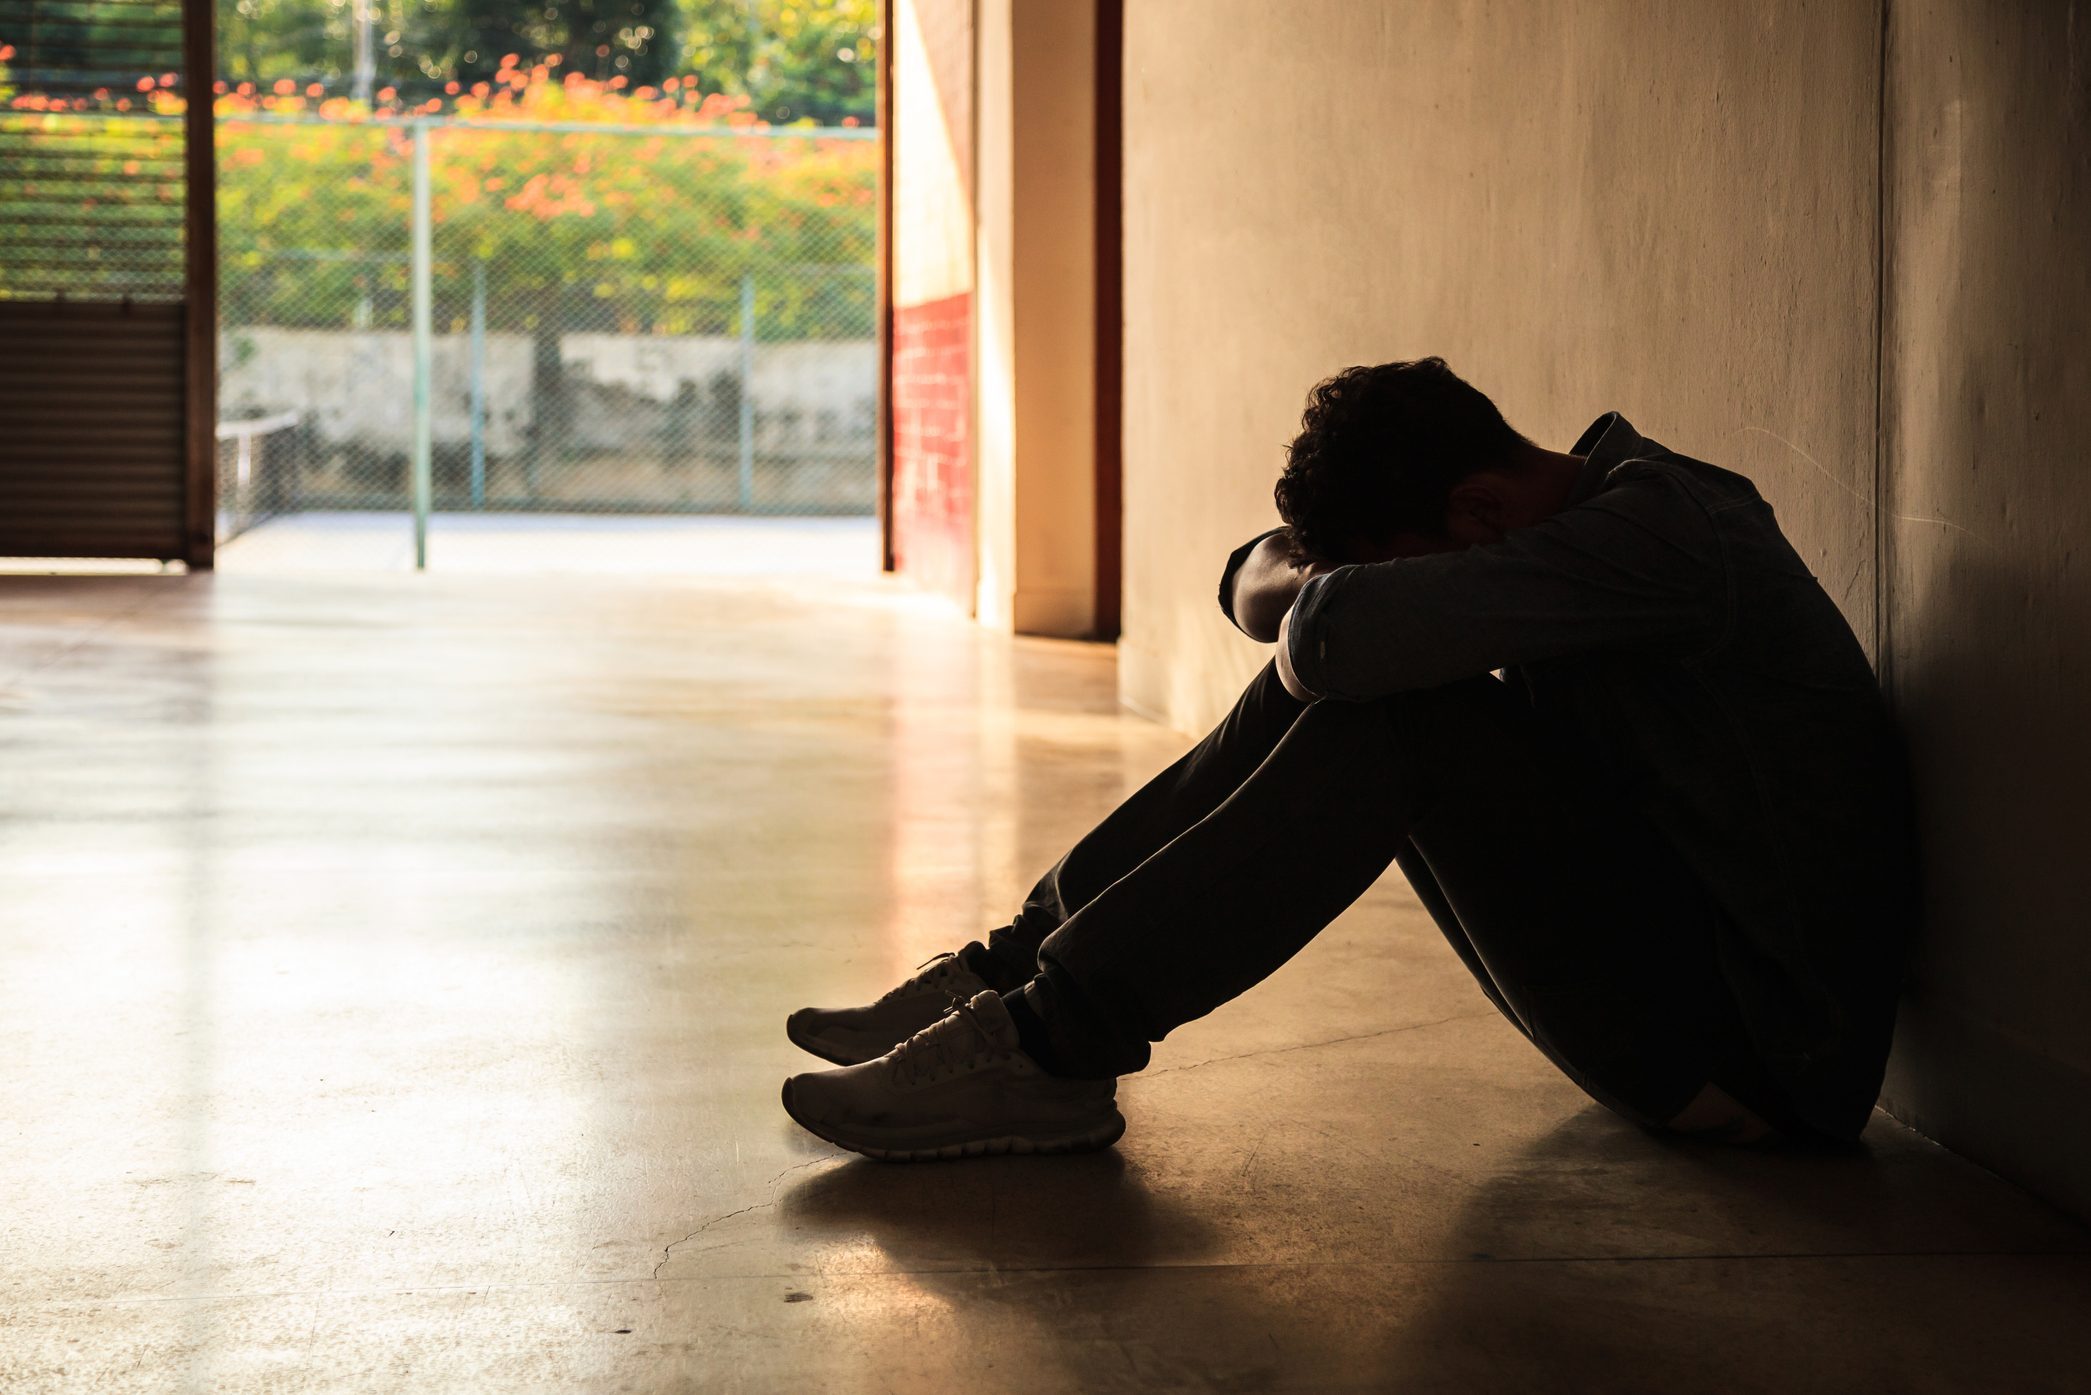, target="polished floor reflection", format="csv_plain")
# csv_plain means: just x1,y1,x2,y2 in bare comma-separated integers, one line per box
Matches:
3,567,2088,1393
